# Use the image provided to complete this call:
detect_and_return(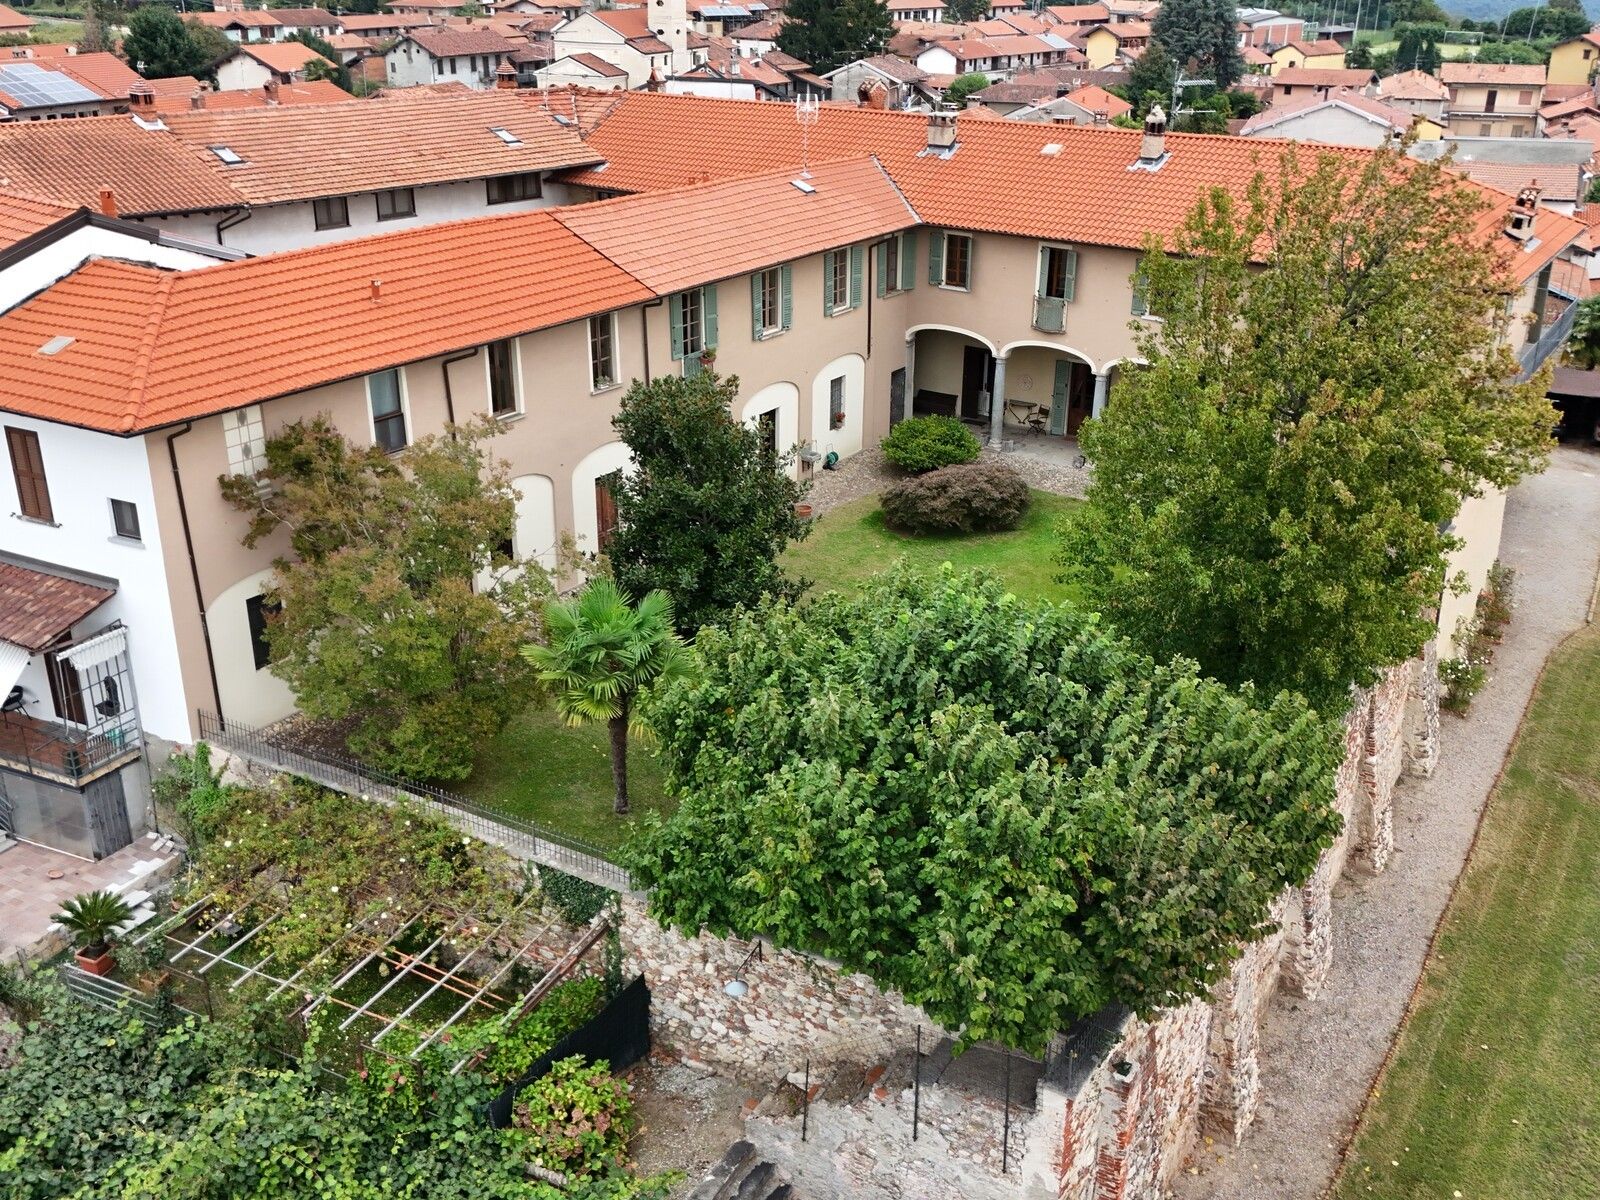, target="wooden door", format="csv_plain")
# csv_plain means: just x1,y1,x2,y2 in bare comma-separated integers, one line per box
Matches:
1048,359,1071,436
595,472,620,552
45,648,86,726
889,367,906,427
960,346,994,420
